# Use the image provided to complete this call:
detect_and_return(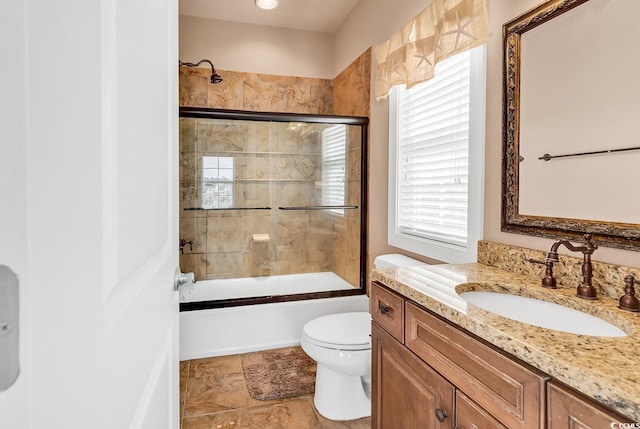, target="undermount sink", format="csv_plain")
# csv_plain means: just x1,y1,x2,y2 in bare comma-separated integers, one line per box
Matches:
459,291,627,337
